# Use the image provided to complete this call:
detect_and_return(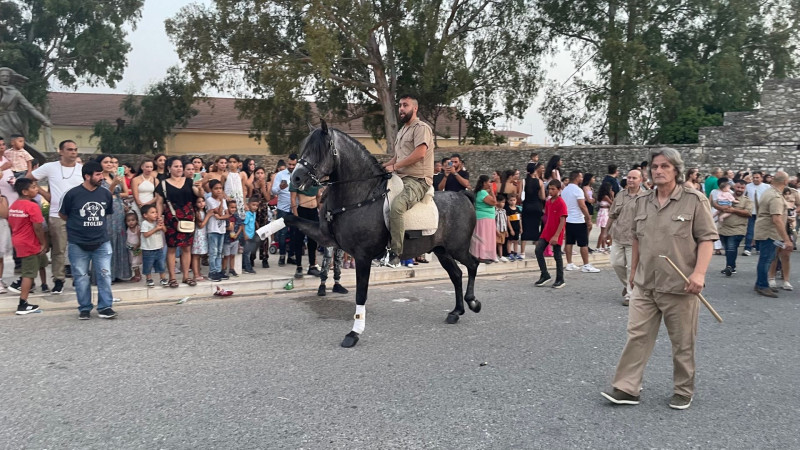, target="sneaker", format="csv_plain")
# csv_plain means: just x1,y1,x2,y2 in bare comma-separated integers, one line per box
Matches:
782,281,793,291
668,394,692,410
317,284,327,296
332,283,349,294
768,278,776,288
385,251,401,267
78,310,91,320
262,260,269,268
742,250,751,256
294,268,304,279
499,256,509,263
622,295,630,306
722,266,732,277
534,274,552,287
565,263,578,271
97,308,117,319
40,283,50,293
581,264,600,273
278,256,286,267
16,301,40,315
518,253,526,259
0,283,6,294
209,272,221,282
552,280,566,289
219,272,230,280
228,269,239,277
755,287,778,298
51,279,65,294
7,279,22,294
244,268,257,274
601,388,640,405
146,279,155,287
307,266,322,277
